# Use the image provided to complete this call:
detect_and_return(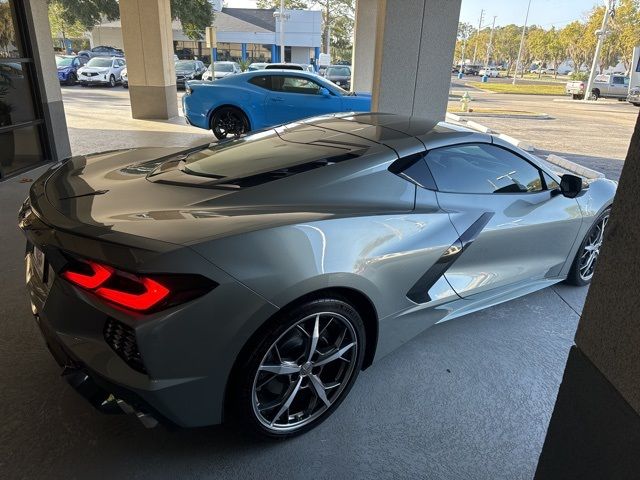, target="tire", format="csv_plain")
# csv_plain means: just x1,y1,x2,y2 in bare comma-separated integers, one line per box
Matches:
572,94,580,100
66,72,76,86
590,89,600,101
108,75,116,88
210,106,249,140
229,297,366,439
80,82,88,87
122,82,128,89
566,208,611,286
633,102,640,107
